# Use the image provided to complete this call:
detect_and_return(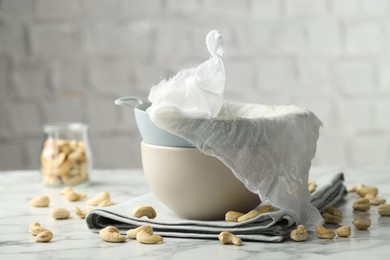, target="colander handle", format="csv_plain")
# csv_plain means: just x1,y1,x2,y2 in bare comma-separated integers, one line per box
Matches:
114,96,144,108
